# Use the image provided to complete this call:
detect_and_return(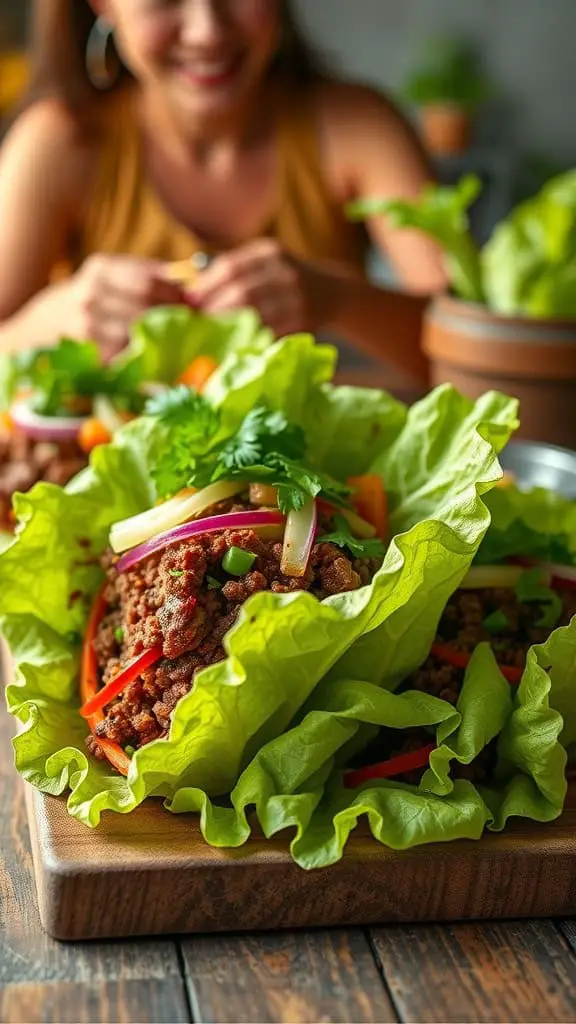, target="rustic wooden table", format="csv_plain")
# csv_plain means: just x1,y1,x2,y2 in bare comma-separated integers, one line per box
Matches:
3,713,576,1023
